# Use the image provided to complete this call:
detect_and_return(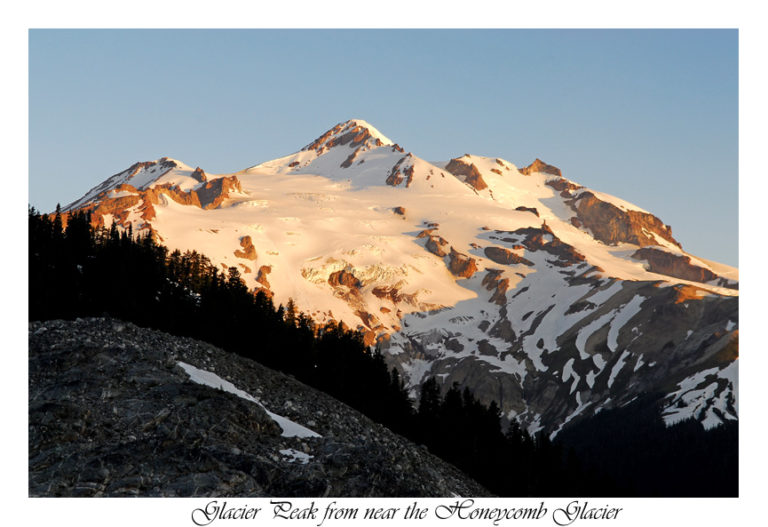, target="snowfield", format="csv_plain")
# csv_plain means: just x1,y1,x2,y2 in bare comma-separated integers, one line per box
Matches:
66,119,738,434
